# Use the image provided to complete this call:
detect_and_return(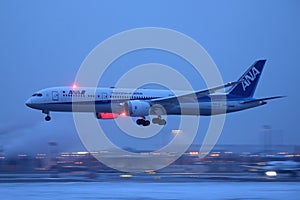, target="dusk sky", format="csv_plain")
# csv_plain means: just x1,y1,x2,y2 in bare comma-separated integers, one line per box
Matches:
0,0,299,156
